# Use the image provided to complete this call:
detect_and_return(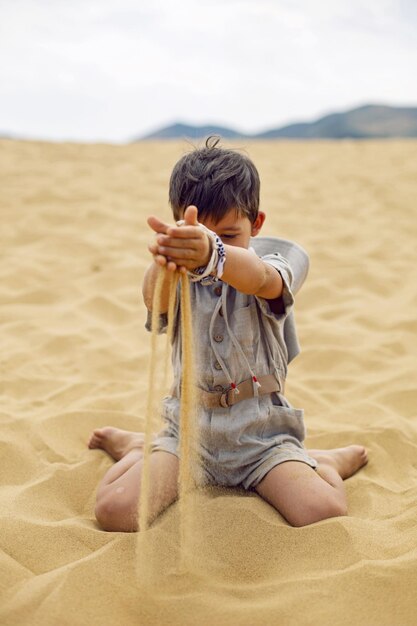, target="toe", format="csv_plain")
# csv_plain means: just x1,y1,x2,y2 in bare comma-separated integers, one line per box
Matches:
88,430,106,448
